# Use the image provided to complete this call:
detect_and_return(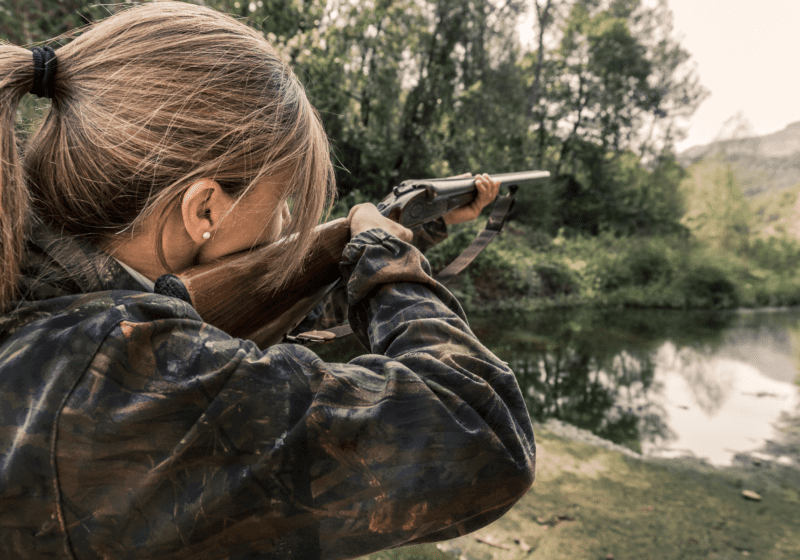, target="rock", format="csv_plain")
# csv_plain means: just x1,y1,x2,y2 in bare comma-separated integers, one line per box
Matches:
742,490,762,501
